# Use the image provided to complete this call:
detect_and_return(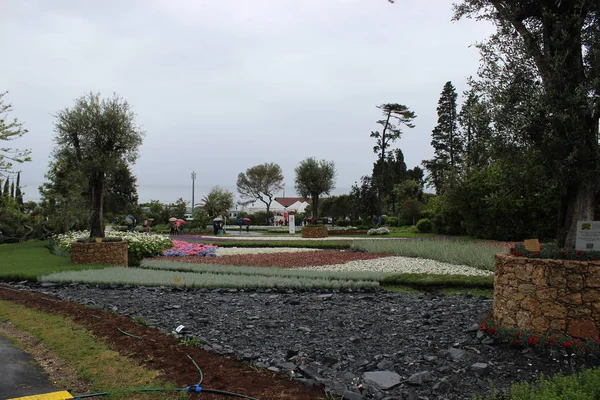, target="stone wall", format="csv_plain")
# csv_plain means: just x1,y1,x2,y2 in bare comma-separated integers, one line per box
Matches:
494,253,600,340
301,226,328,238
71,241,128,267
